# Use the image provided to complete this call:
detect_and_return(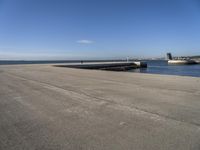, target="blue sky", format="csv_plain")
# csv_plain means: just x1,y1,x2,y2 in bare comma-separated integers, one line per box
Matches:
0,0,200,60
